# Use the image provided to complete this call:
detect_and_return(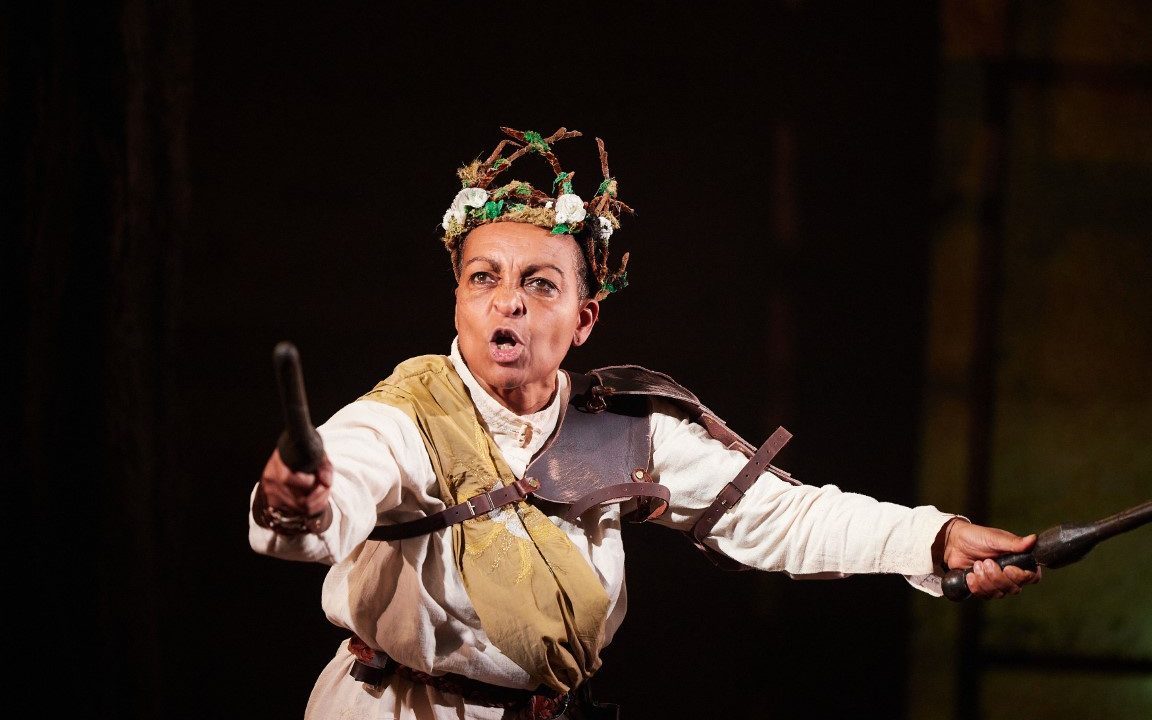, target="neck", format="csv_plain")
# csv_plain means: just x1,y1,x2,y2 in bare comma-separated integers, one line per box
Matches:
450,337,562,416
481,378,557,416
